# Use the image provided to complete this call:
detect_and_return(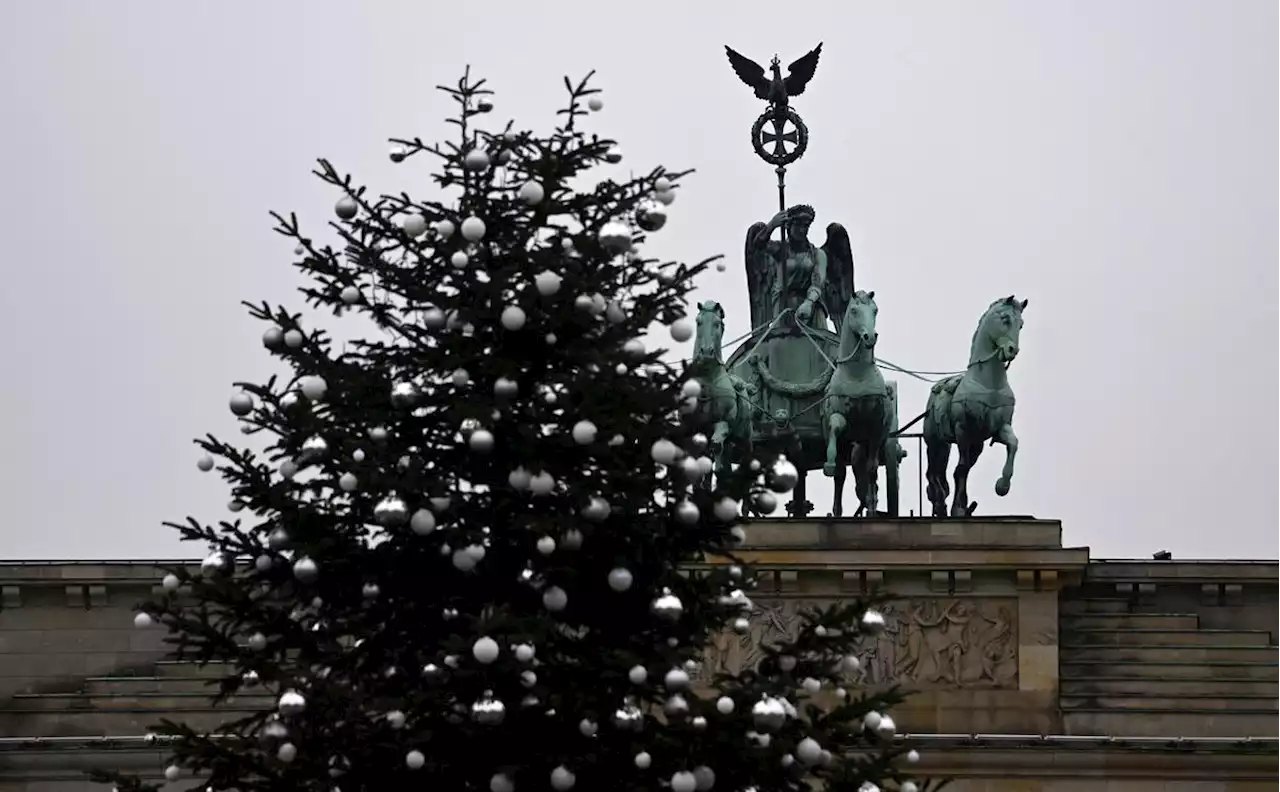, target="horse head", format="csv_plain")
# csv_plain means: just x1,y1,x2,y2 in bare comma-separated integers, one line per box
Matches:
839,290,879,355
971,295,1028,366
694,301,726,363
